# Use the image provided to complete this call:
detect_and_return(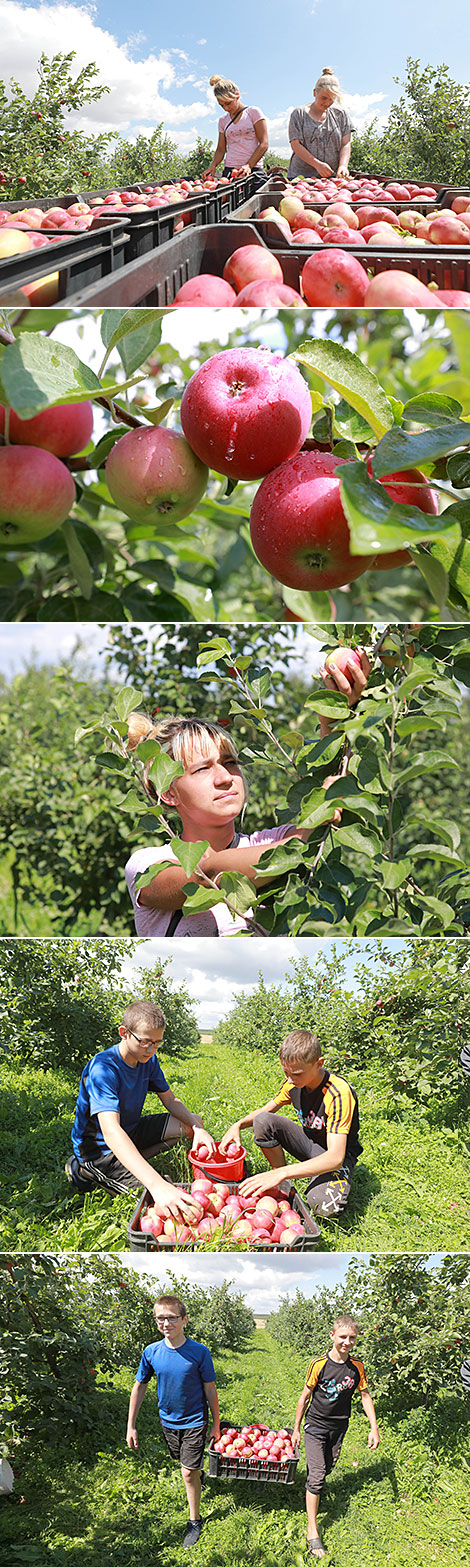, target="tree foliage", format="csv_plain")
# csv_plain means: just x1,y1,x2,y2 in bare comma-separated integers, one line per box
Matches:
352,58,470,182
0,310,470,623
